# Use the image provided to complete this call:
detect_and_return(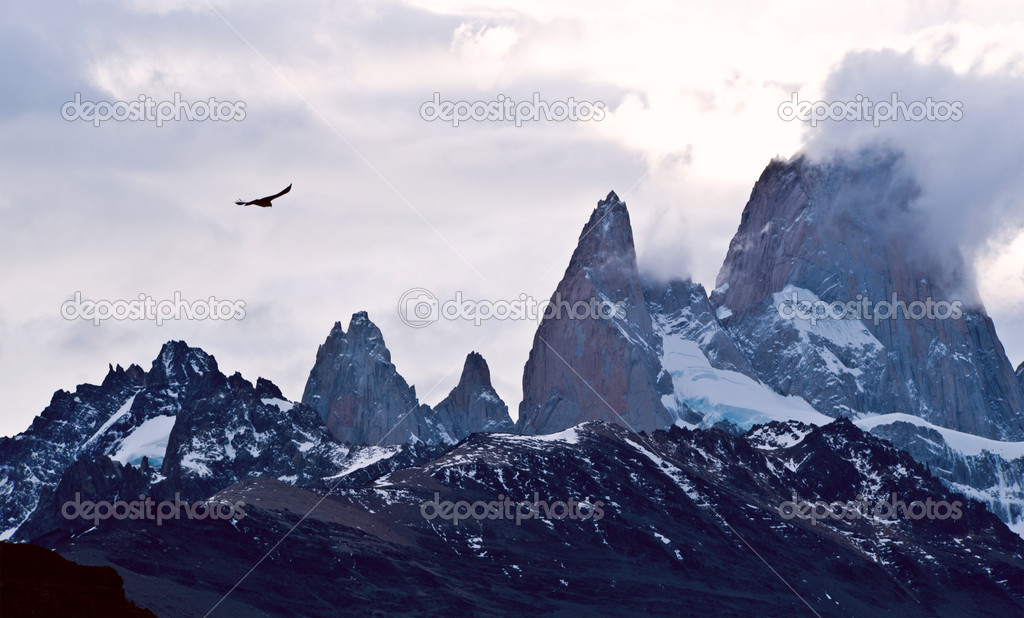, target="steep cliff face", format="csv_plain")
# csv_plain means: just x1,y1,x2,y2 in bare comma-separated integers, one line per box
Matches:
432,352,514,437
517,191,674,435
712,150,1024,439
301,312,452,446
